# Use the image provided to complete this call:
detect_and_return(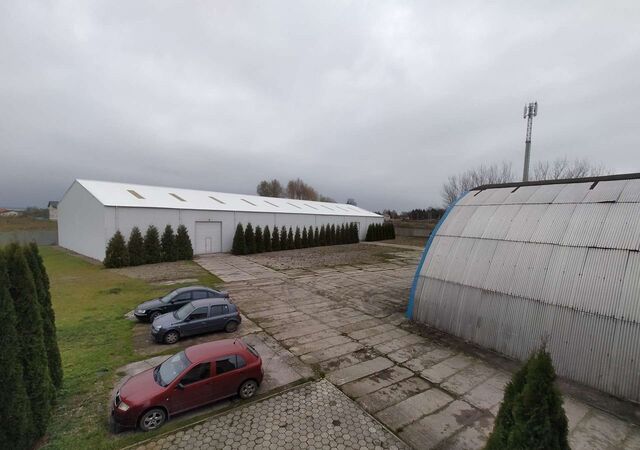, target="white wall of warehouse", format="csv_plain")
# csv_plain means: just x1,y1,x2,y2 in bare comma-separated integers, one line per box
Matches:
58,185,382,261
